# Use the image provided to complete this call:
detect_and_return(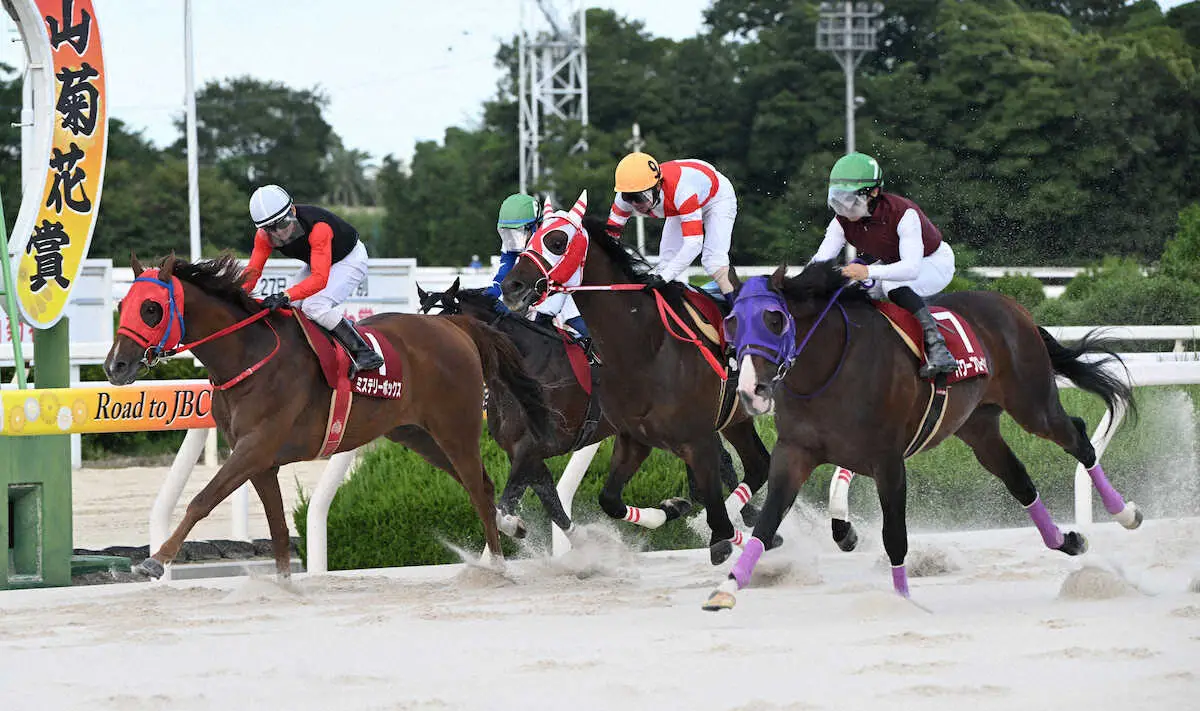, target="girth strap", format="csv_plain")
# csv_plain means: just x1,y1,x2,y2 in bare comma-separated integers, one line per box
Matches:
904,374,950,459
